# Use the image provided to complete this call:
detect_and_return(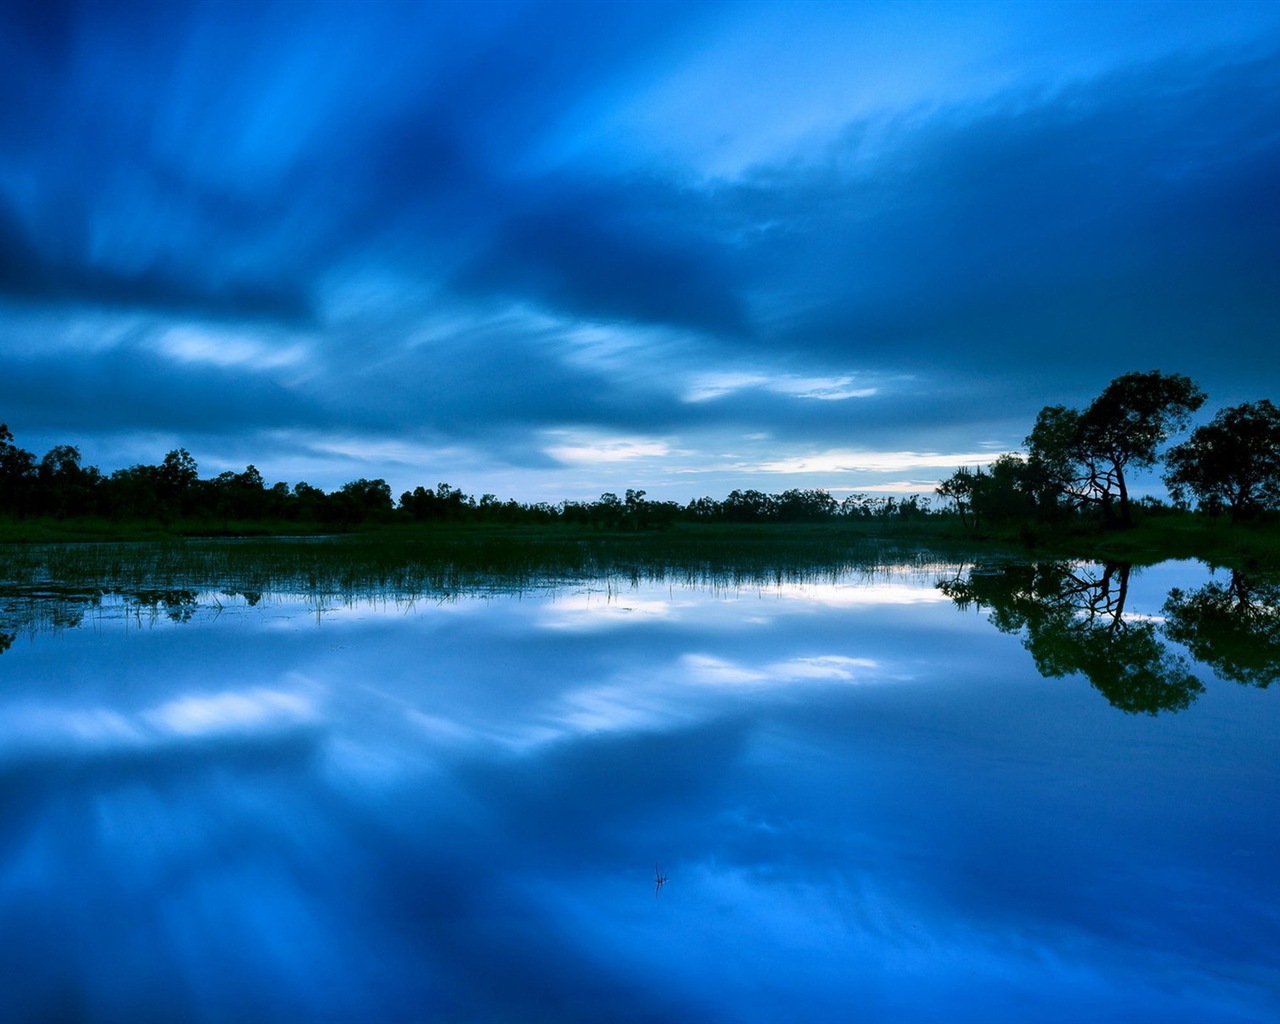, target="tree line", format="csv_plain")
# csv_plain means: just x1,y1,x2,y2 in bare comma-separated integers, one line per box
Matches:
3,370,1275,532
0,424,933,529
936,370,1280,530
